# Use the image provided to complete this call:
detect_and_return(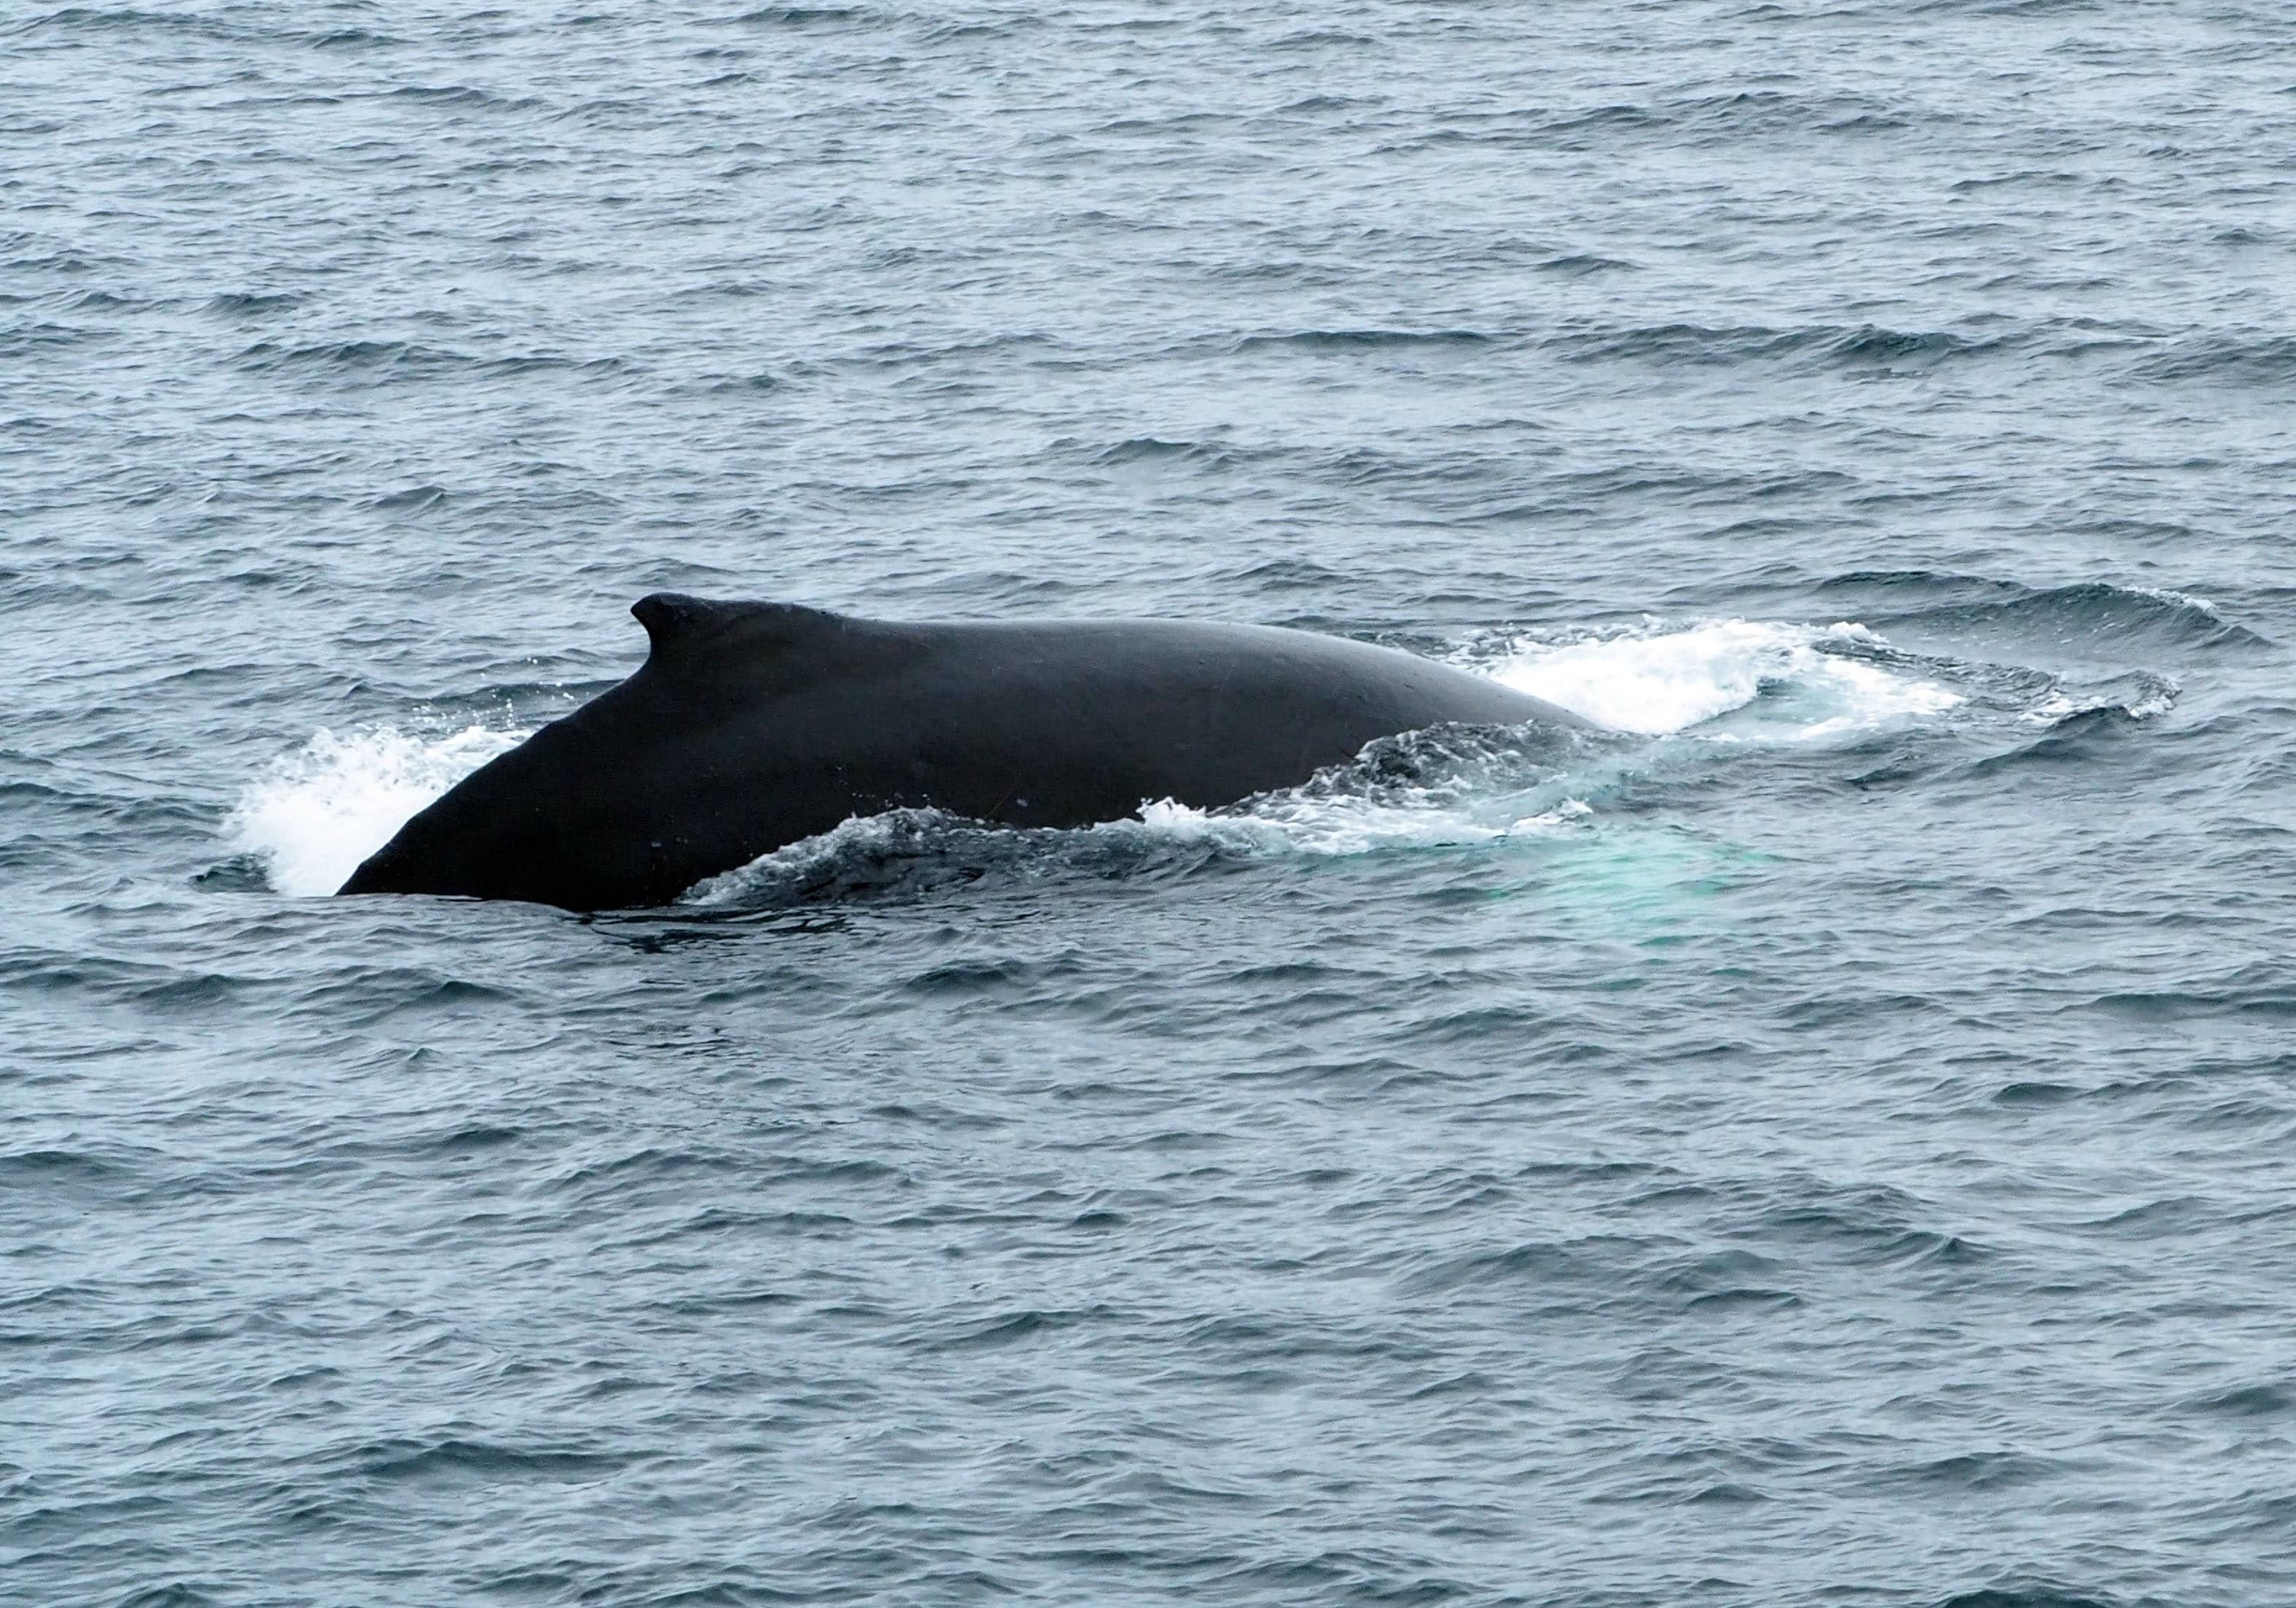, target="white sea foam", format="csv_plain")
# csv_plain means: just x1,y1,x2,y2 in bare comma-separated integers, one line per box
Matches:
2131,584,2217,616
2026,682,2178,726
1132,788,1579,857
1480,618,1960,738
227,724,528,896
